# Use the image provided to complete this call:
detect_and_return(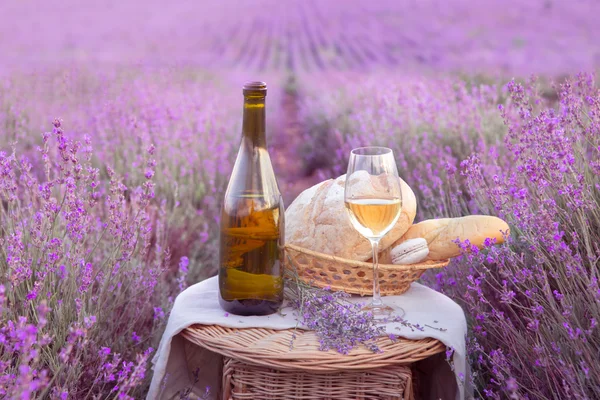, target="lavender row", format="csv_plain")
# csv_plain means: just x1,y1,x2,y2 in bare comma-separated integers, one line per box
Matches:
0,69,285,398
298,72,600,398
